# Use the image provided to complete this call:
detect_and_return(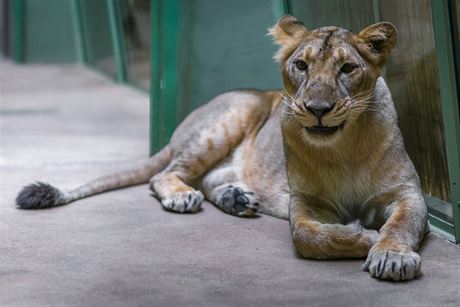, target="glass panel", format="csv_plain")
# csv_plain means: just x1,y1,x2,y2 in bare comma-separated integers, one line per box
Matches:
79,0,116,77
379,0,452,222
177,0,282,119
291,0,375,33
120,0,151,90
